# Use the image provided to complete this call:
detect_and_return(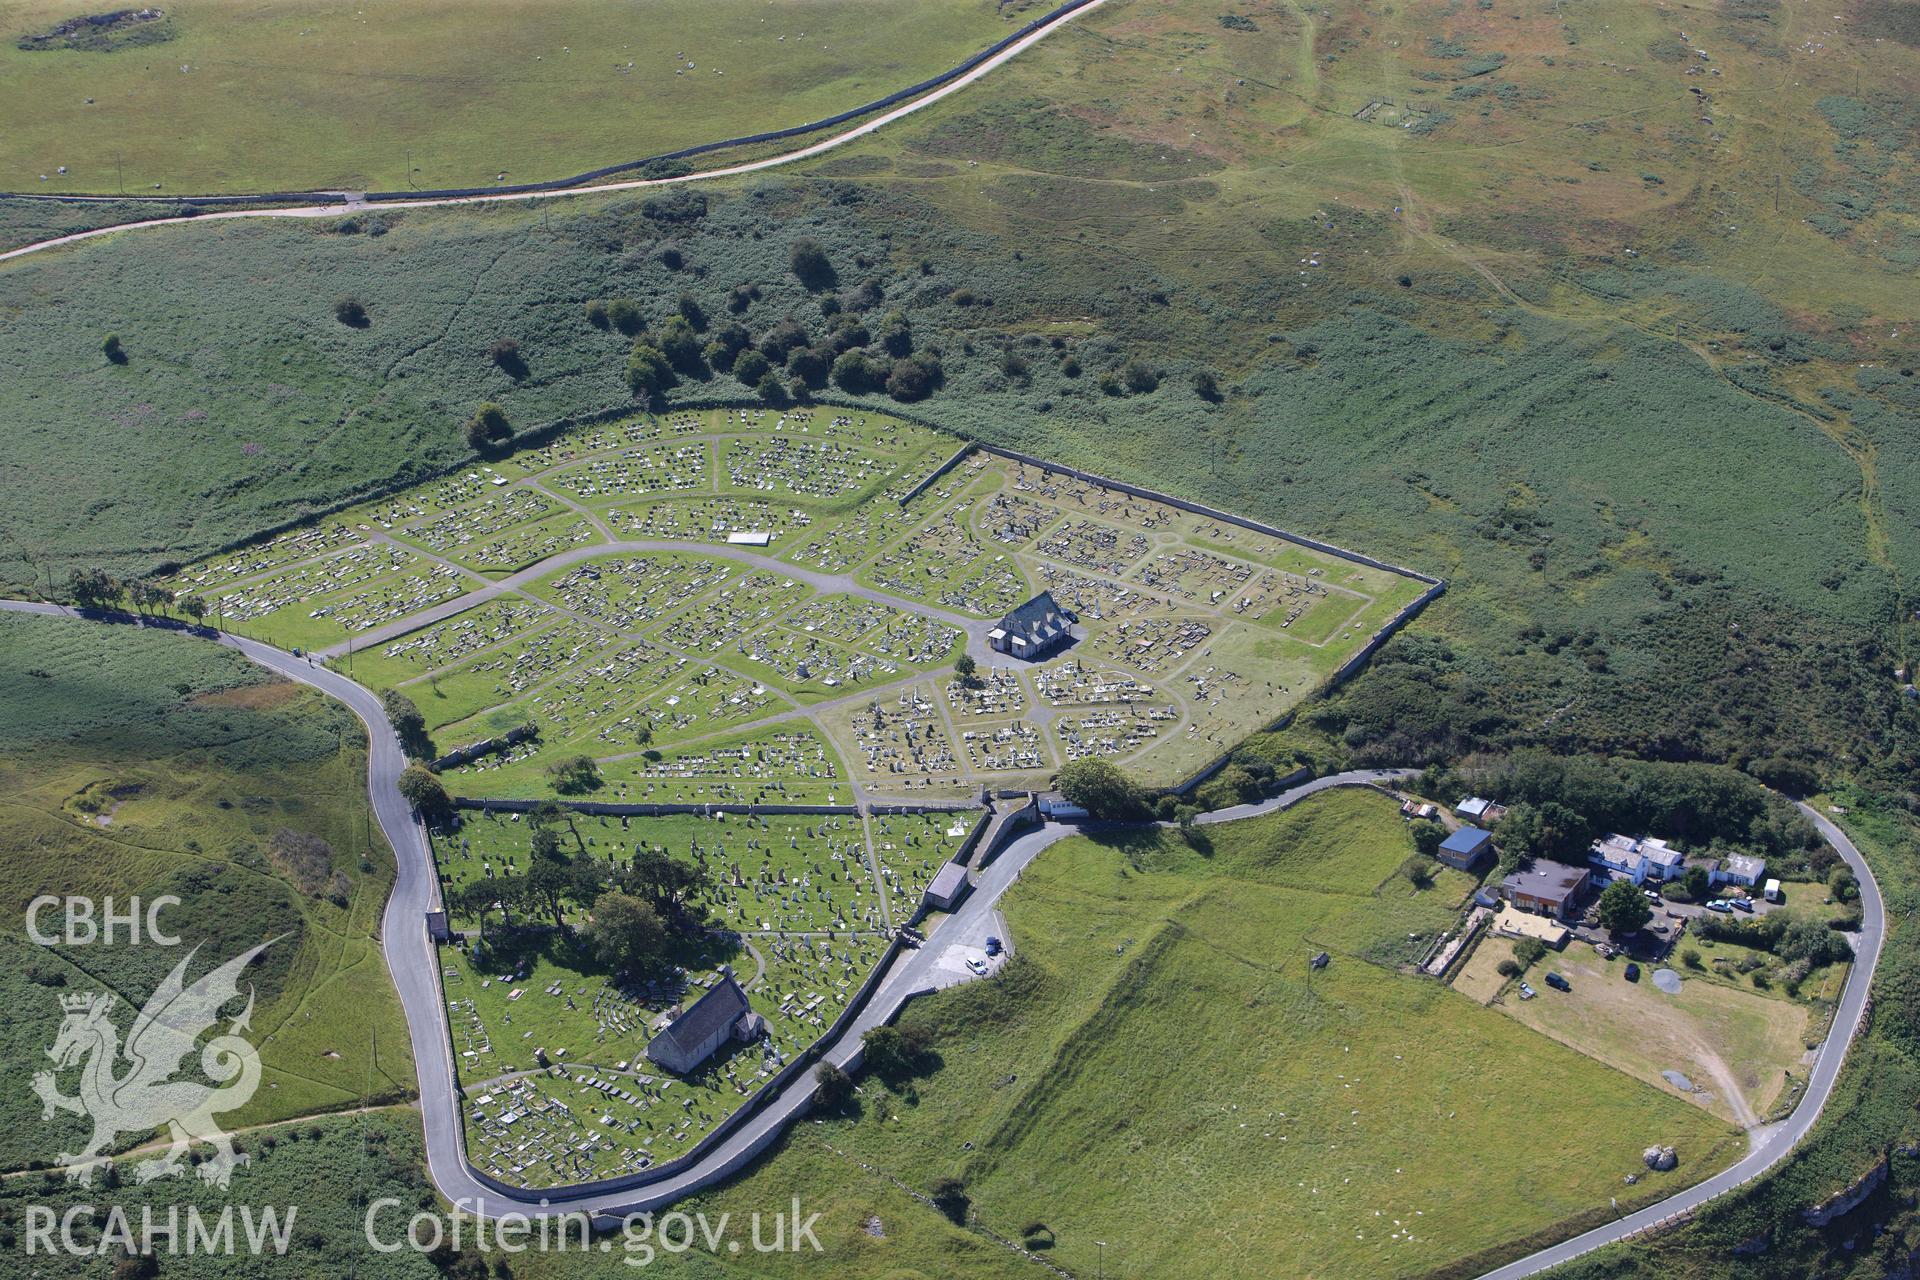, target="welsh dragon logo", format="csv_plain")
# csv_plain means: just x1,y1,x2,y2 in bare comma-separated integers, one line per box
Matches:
32,941,270,1188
